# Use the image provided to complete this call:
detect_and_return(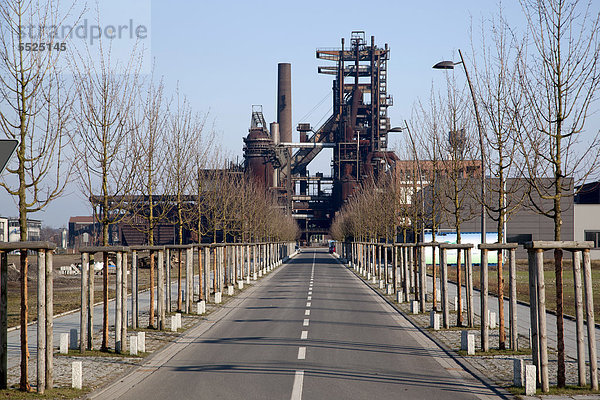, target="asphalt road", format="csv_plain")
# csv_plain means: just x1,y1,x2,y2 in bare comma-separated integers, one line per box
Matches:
111,249,506,400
